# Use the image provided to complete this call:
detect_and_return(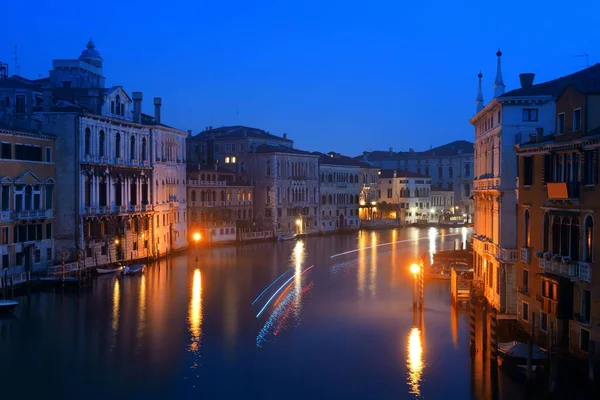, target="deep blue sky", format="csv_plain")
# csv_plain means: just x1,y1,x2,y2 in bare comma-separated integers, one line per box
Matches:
2,1,599,155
